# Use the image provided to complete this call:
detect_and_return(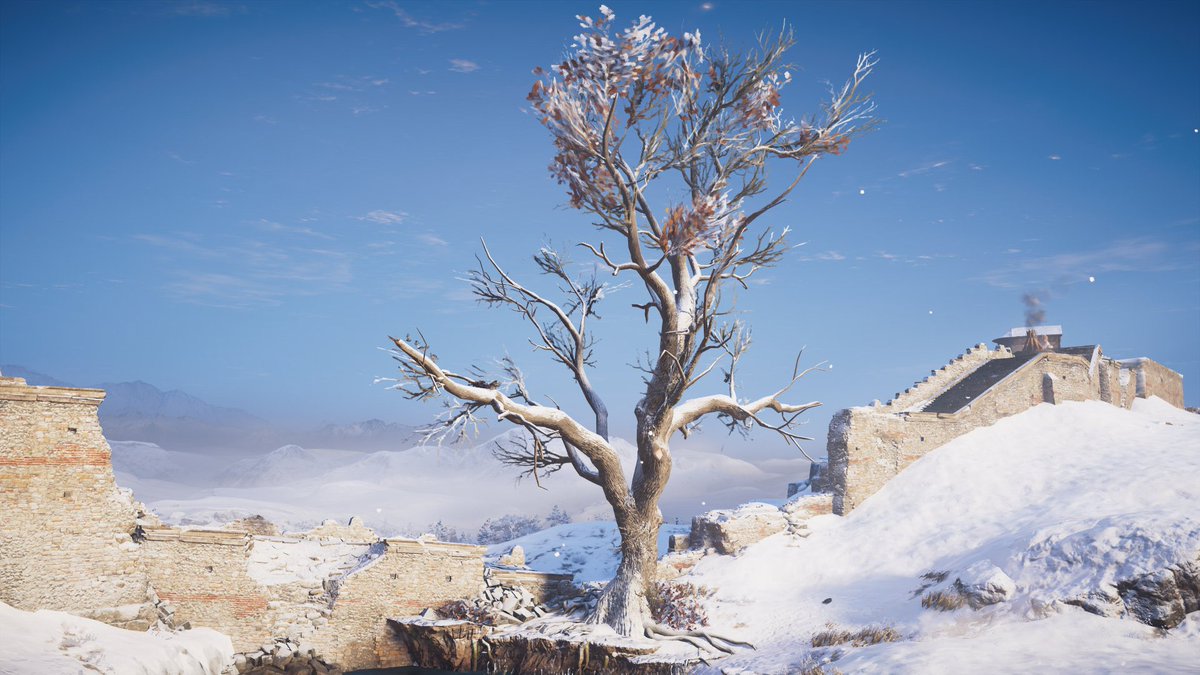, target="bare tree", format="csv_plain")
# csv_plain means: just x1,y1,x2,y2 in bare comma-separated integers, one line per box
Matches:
388,6,876,648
